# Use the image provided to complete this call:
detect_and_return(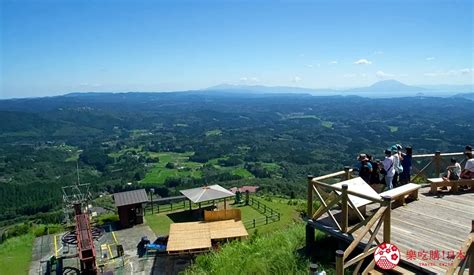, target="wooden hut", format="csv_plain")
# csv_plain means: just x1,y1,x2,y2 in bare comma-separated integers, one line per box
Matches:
113,189,149,228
